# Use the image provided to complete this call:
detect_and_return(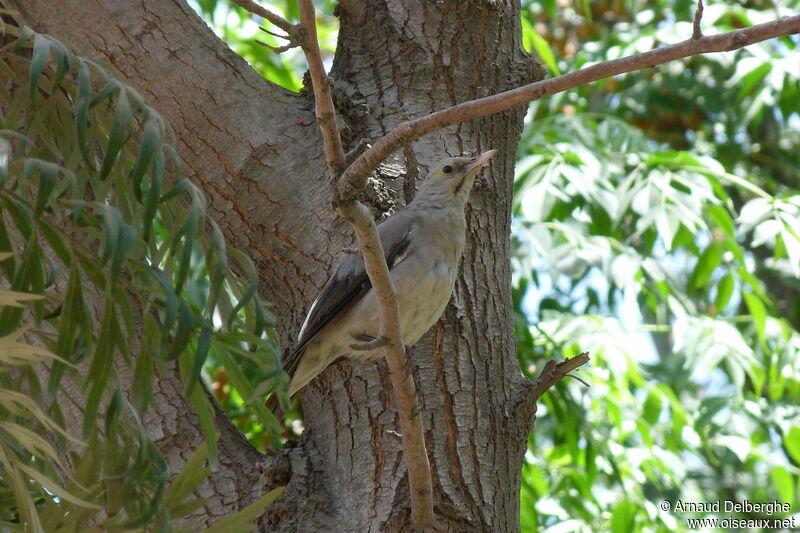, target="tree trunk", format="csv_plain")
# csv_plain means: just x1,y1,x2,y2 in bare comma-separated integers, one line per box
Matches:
8,0,544,530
